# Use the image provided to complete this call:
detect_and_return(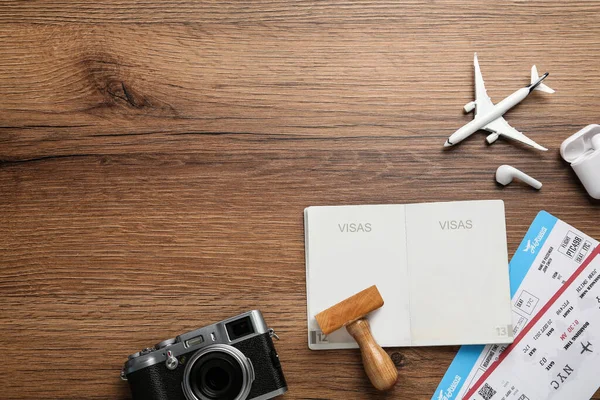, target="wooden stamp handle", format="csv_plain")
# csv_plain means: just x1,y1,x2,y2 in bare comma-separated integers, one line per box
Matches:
346,318,398,391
